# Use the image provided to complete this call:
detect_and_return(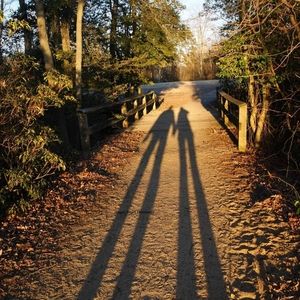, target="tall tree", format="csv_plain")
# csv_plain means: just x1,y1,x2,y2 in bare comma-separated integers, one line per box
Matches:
35,0,54,70
75,0,85,102
18,0,32,54
0,0,4,63
109,0,118,60
35,0,73,148
60,4,72,72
